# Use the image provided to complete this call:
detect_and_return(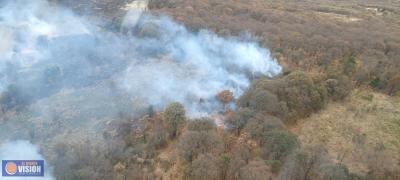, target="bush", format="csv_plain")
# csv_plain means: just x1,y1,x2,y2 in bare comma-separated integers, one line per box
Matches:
269,160,283,173
343,55,357,76
163,102,186,138
280,71,328,118
239,71,328,121
249,90,281,115
325,75,352,101
388,74,400,96
178,131,223,162
238,79,284,108
185,154,220,180
225,155,247,180
217,90,234,108
279,146,328,180
244,114,285,145
188,117,216,132
369,76,383,89
226,108,254,135
238,160,272,180
262,130,299,161
322,164,351,180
